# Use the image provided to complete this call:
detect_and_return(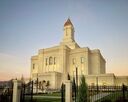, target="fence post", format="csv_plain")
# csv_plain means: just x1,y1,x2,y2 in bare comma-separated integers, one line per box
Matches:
65,80,72,102
22,83,25,102
61,83,65,102
122,84,125,102
30,81,33,102
12,80,21,102
72,77,76,102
